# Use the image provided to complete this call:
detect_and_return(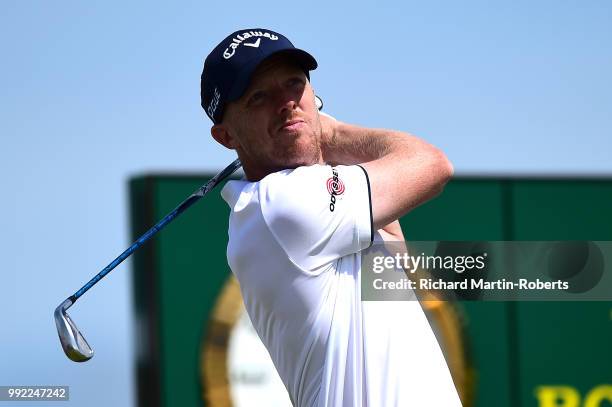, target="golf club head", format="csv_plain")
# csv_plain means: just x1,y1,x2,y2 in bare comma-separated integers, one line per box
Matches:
54,298,94,362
